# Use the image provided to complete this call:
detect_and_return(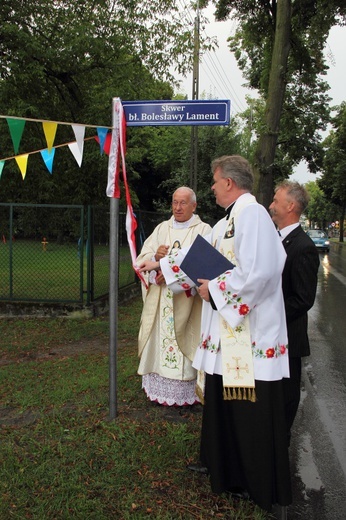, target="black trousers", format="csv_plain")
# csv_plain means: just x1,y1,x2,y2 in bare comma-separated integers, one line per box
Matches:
283,356,302,440
200,374,292,512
